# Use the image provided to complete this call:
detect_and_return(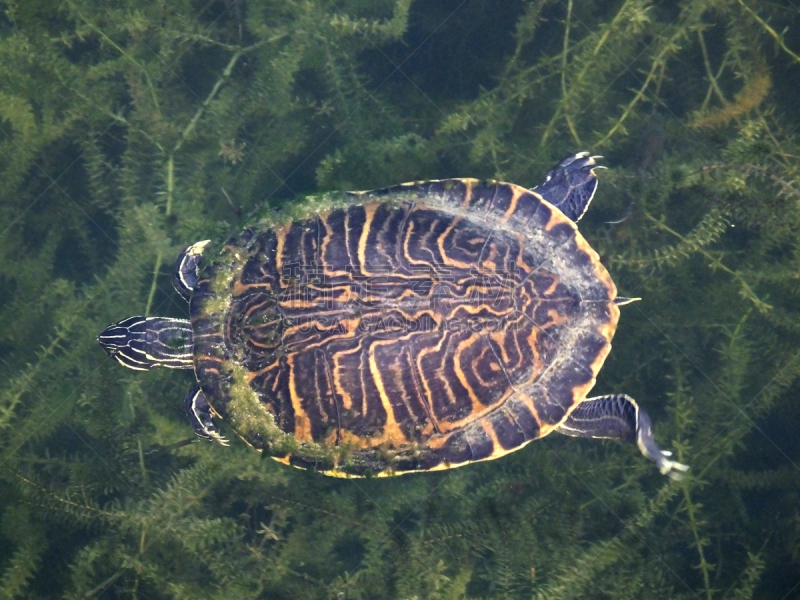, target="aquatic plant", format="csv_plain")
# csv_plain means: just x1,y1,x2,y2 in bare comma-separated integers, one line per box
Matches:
1,0,799,598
